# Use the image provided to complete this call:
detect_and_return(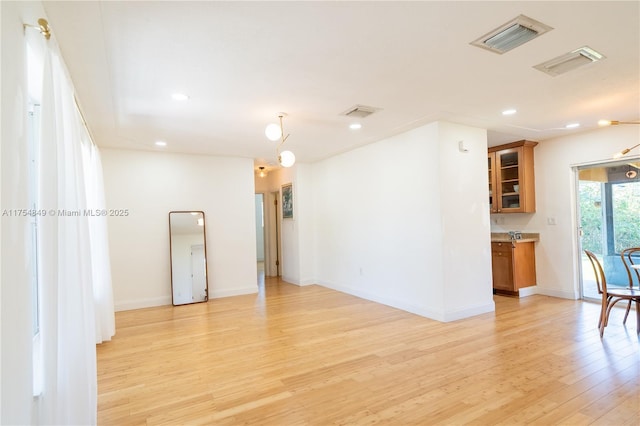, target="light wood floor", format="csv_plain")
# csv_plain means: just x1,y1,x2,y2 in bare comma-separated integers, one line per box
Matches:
98,278,639,425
